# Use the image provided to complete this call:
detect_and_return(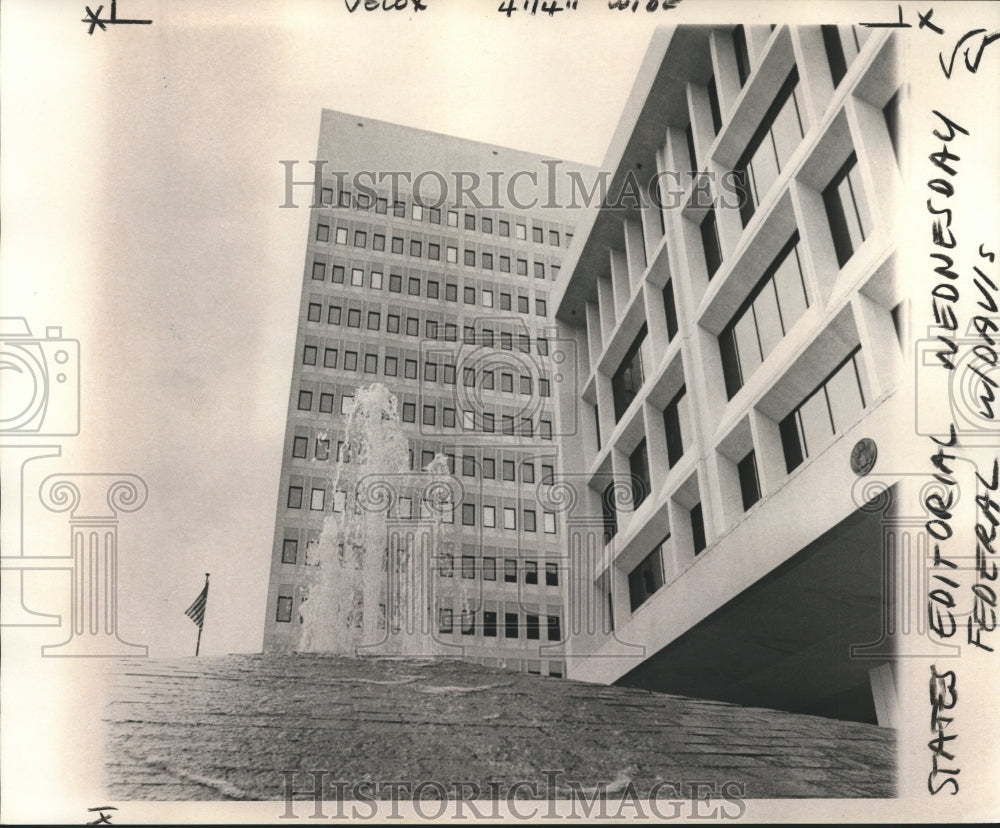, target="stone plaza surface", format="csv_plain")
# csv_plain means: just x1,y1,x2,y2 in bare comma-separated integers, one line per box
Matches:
104,654,895,801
